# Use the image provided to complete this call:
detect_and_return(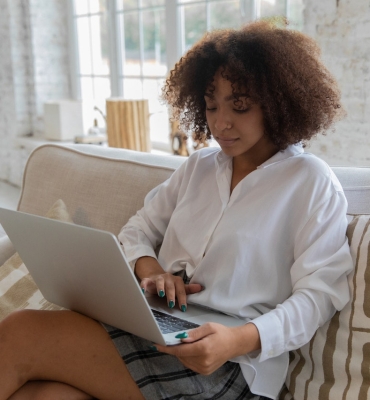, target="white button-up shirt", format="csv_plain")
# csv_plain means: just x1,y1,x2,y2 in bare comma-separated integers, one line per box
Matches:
119,144,353,399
